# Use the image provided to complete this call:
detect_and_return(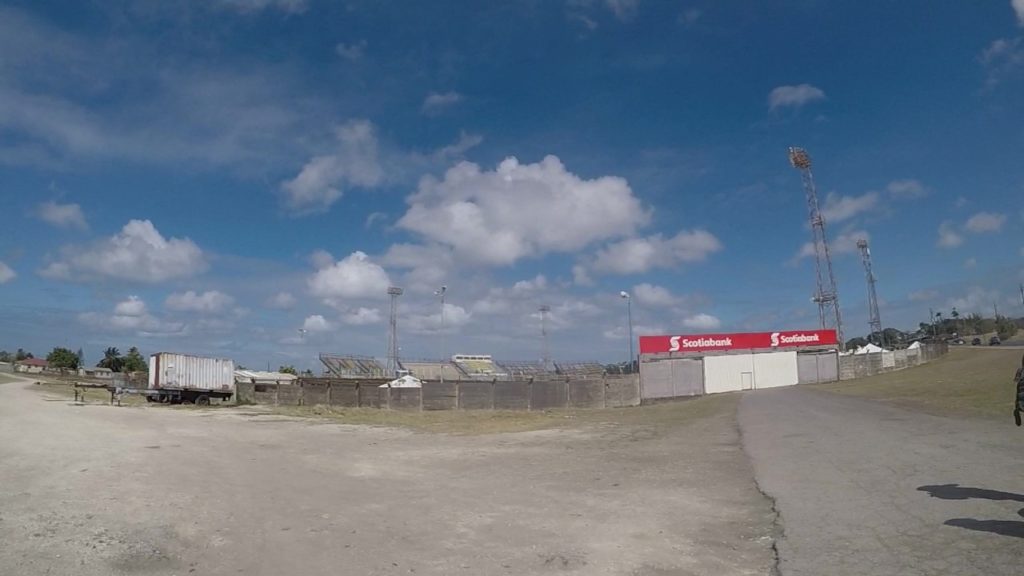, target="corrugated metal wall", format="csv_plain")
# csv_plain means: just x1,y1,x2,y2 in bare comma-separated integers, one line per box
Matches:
149,353,235,391
640,358,704,399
